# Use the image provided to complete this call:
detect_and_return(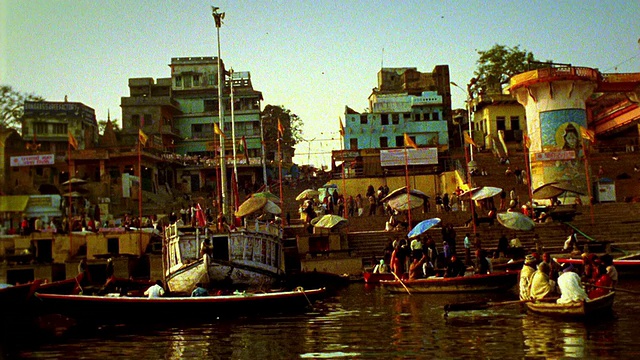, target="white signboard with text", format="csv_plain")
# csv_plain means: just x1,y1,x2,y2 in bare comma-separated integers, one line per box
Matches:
380,148,438,167
10,154,55,167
